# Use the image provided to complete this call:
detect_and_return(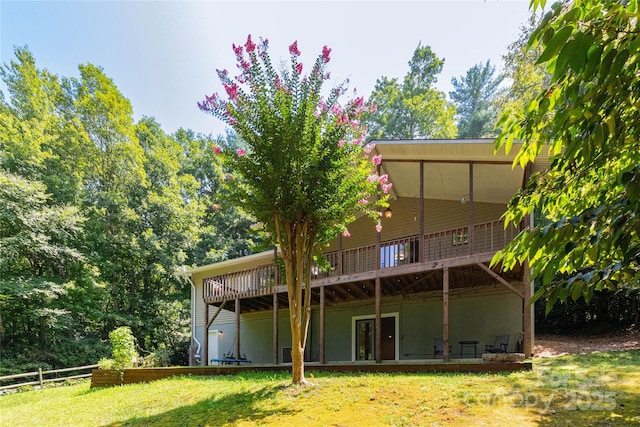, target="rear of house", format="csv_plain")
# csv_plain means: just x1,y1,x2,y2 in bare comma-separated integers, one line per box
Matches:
186,139,548,365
